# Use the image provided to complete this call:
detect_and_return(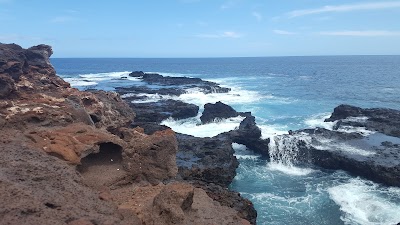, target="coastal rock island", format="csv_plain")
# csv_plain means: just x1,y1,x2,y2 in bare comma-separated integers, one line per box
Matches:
0,43,255,225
